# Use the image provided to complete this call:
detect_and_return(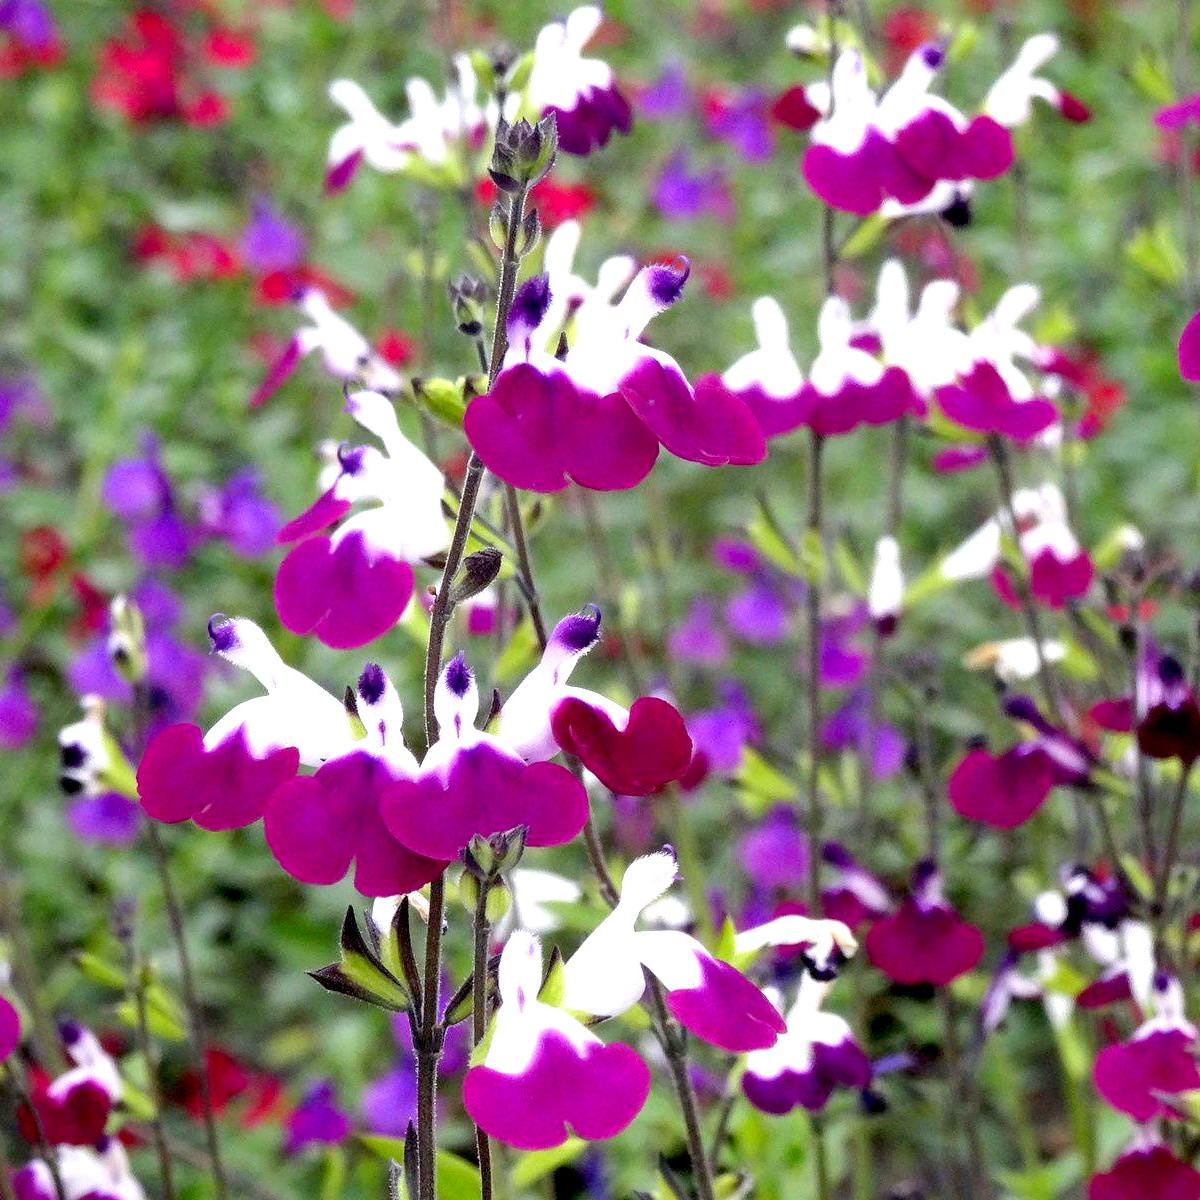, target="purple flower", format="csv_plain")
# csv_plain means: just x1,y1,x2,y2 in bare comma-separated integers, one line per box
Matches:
688,682,760,772
637,61,691,119
0,0,55,51
361,1068,416,1137
668,598,728,665
819,607,870,688
199,469,280,558
241,197,306,275
0,668,36,748
284,1080,352,1154
821,691,905,778
102,437,171,521
1155,93,1200,129
726,579,791,644
0,374,46,434
738,807,807,889
705,90,774,162
653,150,734,222
68,793,141,846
